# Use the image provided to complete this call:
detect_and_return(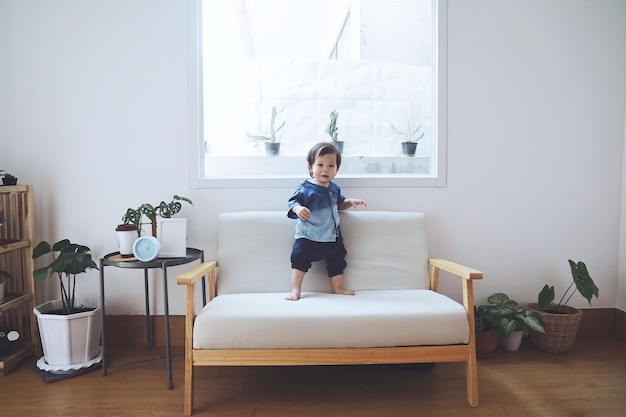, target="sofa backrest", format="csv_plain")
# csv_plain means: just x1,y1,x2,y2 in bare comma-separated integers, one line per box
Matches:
216,211,430,295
